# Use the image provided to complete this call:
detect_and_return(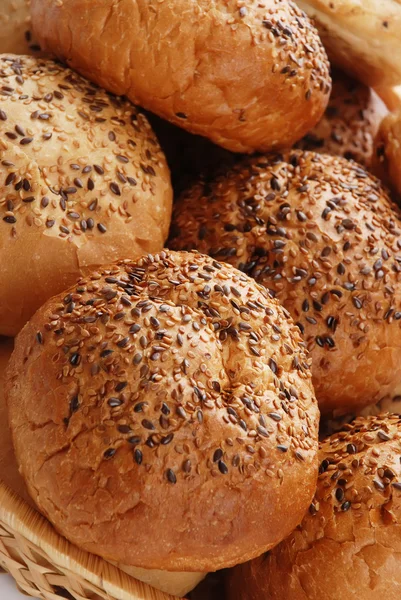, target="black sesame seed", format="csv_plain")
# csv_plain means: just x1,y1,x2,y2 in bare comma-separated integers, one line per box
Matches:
118,425,131,434
142,419,155,430
69,353,81,366
218,460,228,474
108,397,123,407
115,381,128,392
134,449,143,464
341,501,351,511
161,433,174,445
166,469,177,483
213,449,223,462
335,488,344,502
104,448,116,459
110,182,121,196
128,436,141,445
